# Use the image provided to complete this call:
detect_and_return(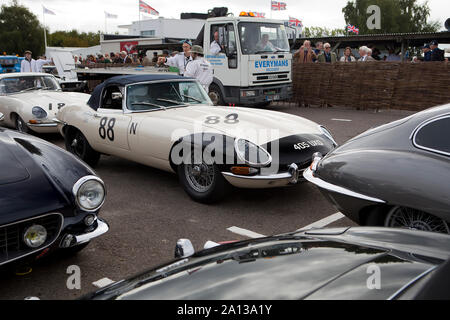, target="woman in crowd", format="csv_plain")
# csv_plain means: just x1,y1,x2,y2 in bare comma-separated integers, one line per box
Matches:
340,47,356,62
